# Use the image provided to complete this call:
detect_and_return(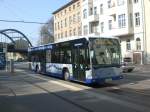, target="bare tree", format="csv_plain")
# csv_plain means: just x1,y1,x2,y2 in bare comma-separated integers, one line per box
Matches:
39,17,54,45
